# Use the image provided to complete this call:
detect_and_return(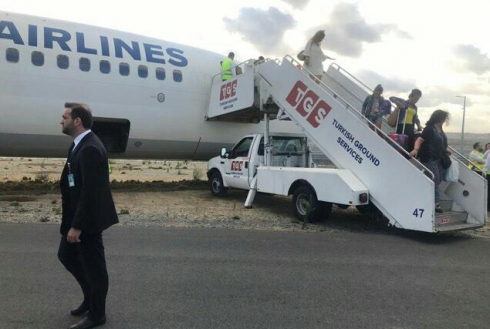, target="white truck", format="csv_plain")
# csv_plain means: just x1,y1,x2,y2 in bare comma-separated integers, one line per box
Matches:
207,133,369,222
